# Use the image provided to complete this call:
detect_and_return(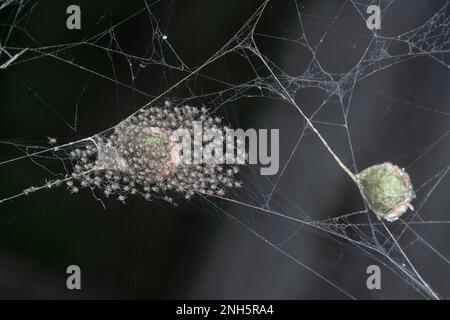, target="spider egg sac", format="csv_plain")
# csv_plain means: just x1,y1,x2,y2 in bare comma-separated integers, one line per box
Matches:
356,162,415,222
